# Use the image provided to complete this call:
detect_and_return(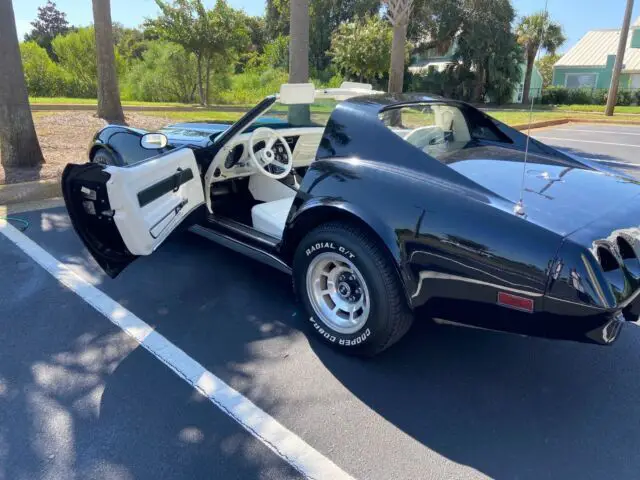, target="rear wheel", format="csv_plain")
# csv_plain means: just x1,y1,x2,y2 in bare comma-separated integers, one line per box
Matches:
293,222,413,356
